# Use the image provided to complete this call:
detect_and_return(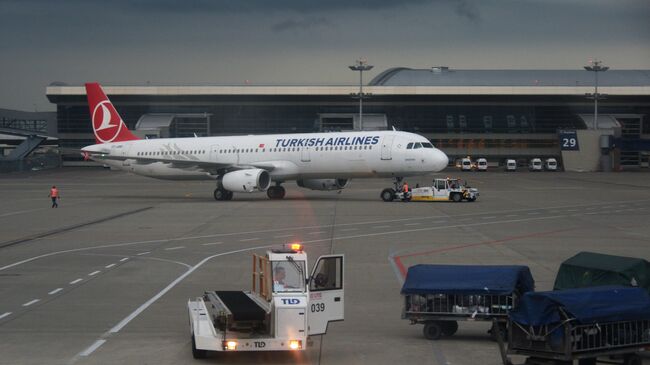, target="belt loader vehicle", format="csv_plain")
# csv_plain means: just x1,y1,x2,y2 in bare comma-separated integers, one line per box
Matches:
188,244,344,358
